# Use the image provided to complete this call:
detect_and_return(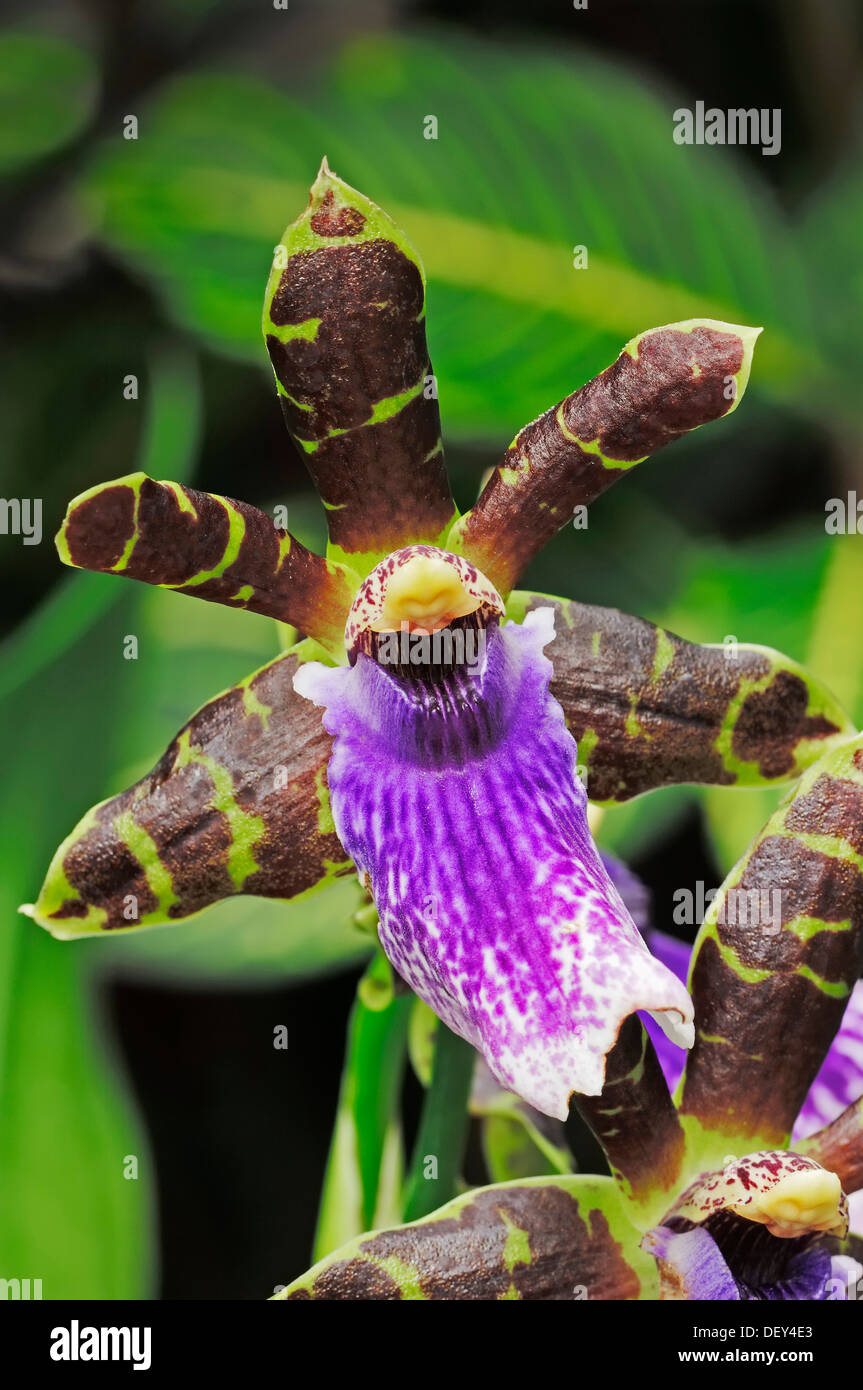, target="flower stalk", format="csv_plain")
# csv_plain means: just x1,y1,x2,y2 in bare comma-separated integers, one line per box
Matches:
402,1022,475,1223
